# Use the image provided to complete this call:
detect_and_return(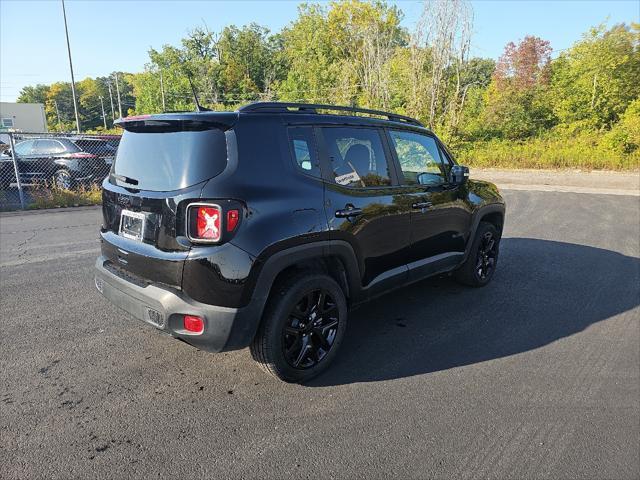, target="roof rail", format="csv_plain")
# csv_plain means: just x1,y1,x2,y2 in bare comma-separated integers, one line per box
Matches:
238,102,424,127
